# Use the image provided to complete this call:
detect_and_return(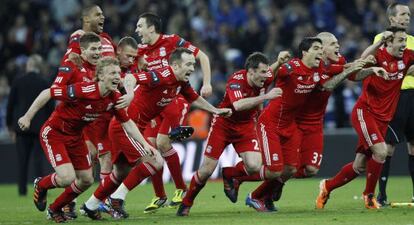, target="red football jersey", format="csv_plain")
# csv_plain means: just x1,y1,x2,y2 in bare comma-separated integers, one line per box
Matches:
218,69,274,123
48,82,129,135
357,47,414,121
52,60,96,87
127,66,199,125
296,56,346,125
260,58,324,136
138,34,199,71
62,31,116,63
